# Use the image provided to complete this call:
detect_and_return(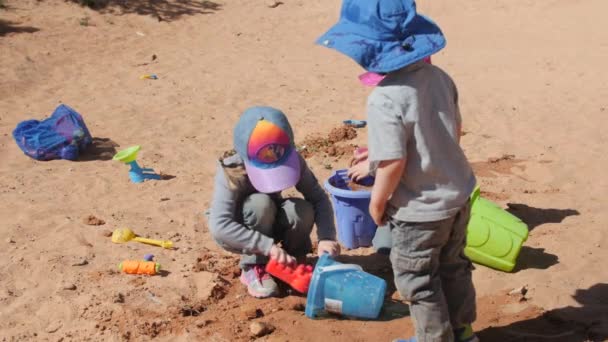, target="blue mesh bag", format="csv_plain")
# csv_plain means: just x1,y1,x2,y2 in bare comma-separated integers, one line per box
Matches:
12,104,93,161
